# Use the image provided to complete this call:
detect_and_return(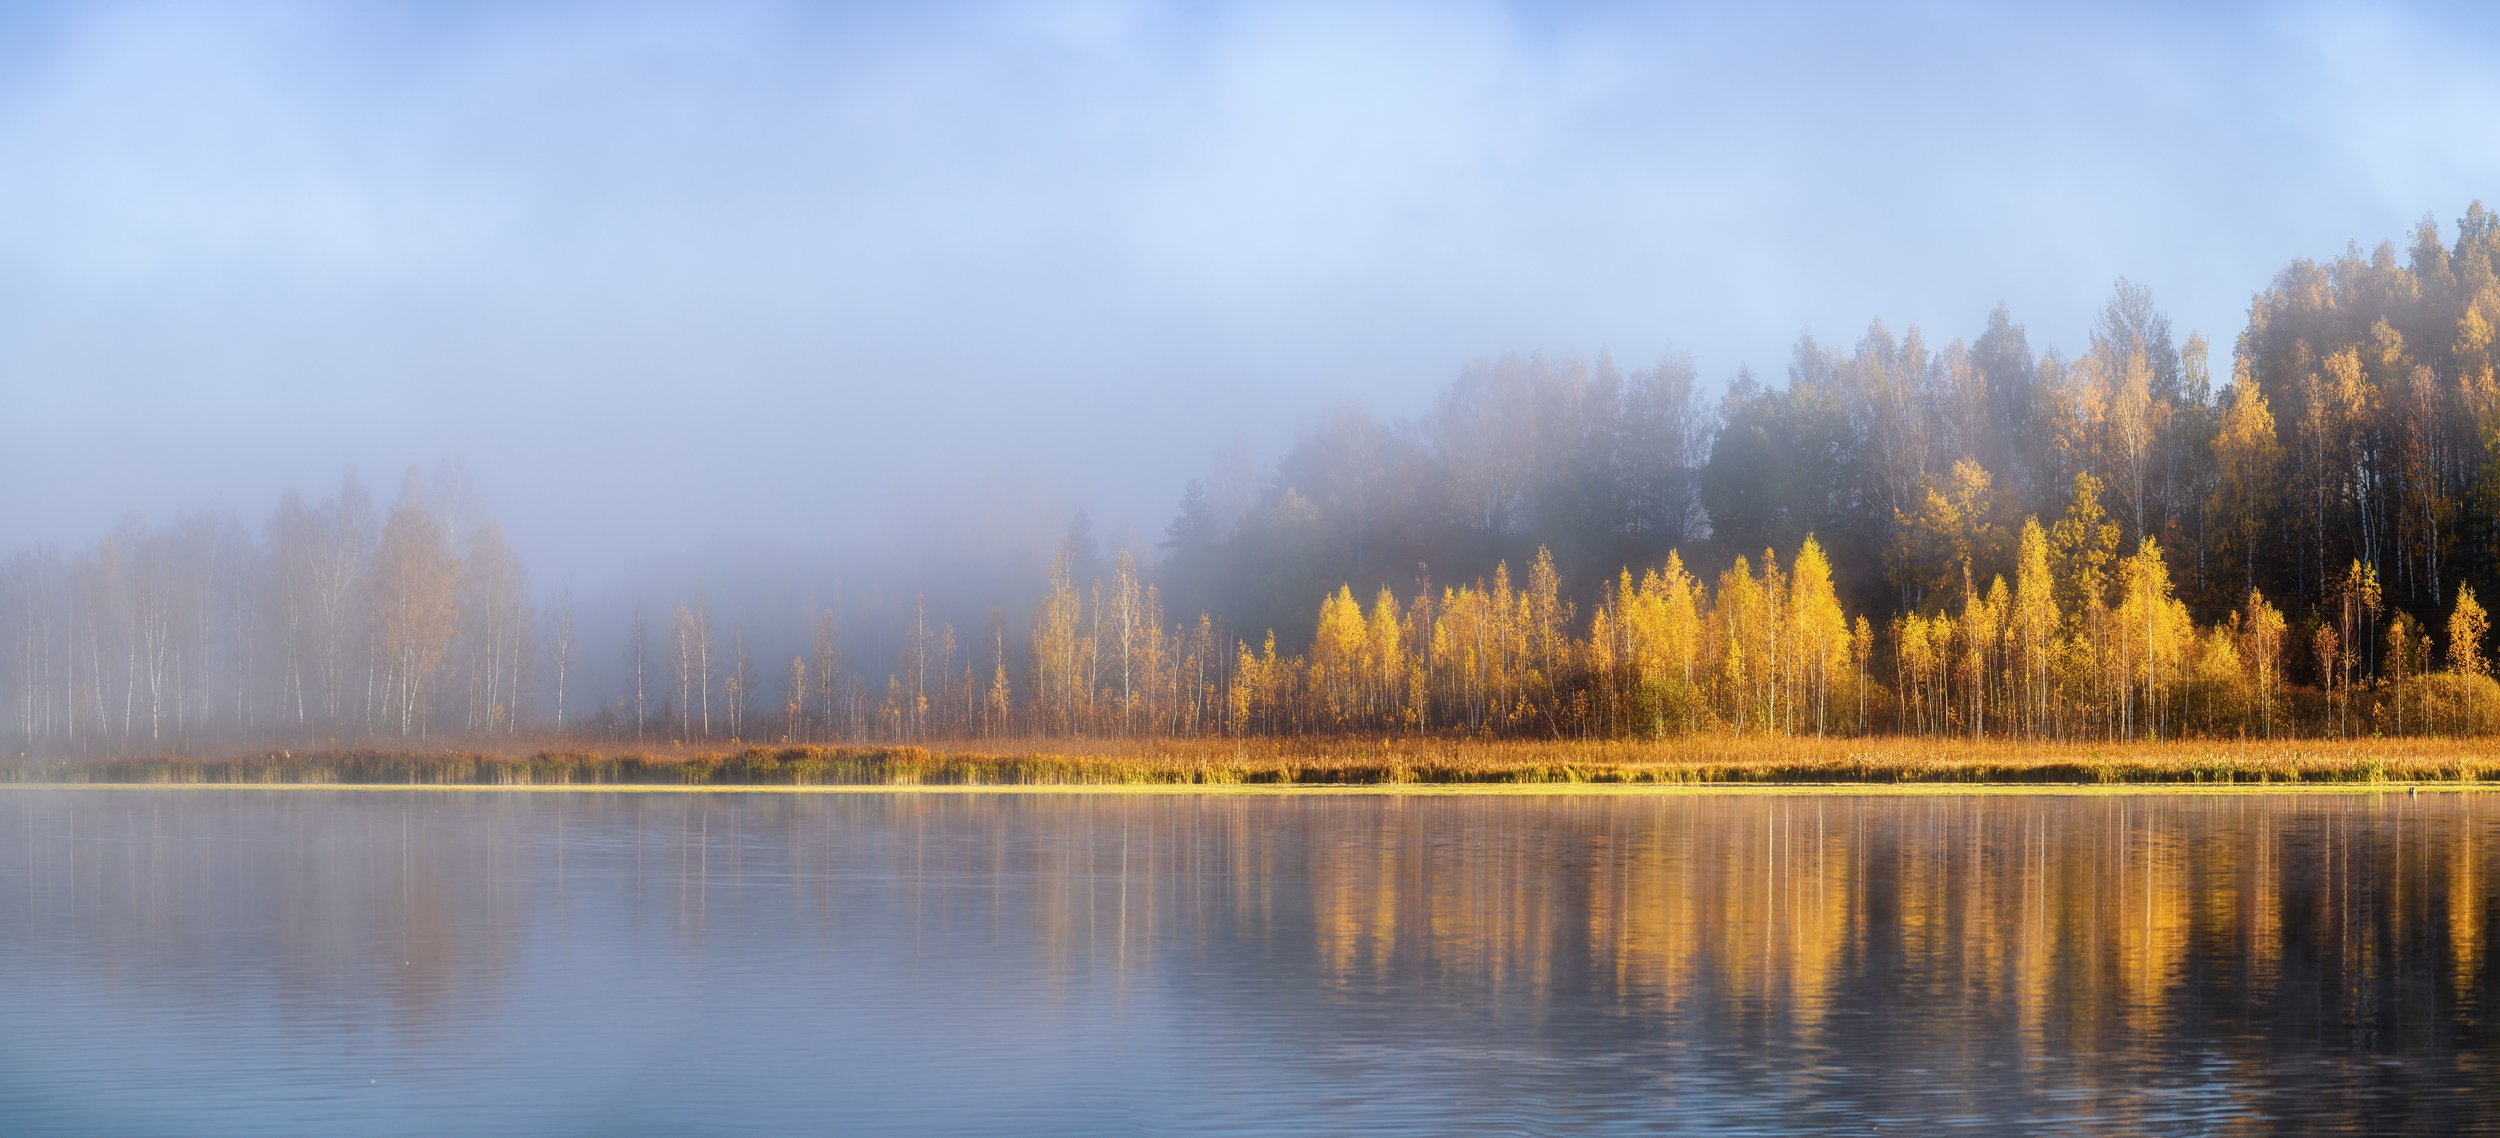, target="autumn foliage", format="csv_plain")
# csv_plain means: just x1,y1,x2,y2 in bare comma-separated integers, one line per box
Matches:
16,205,2500,754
